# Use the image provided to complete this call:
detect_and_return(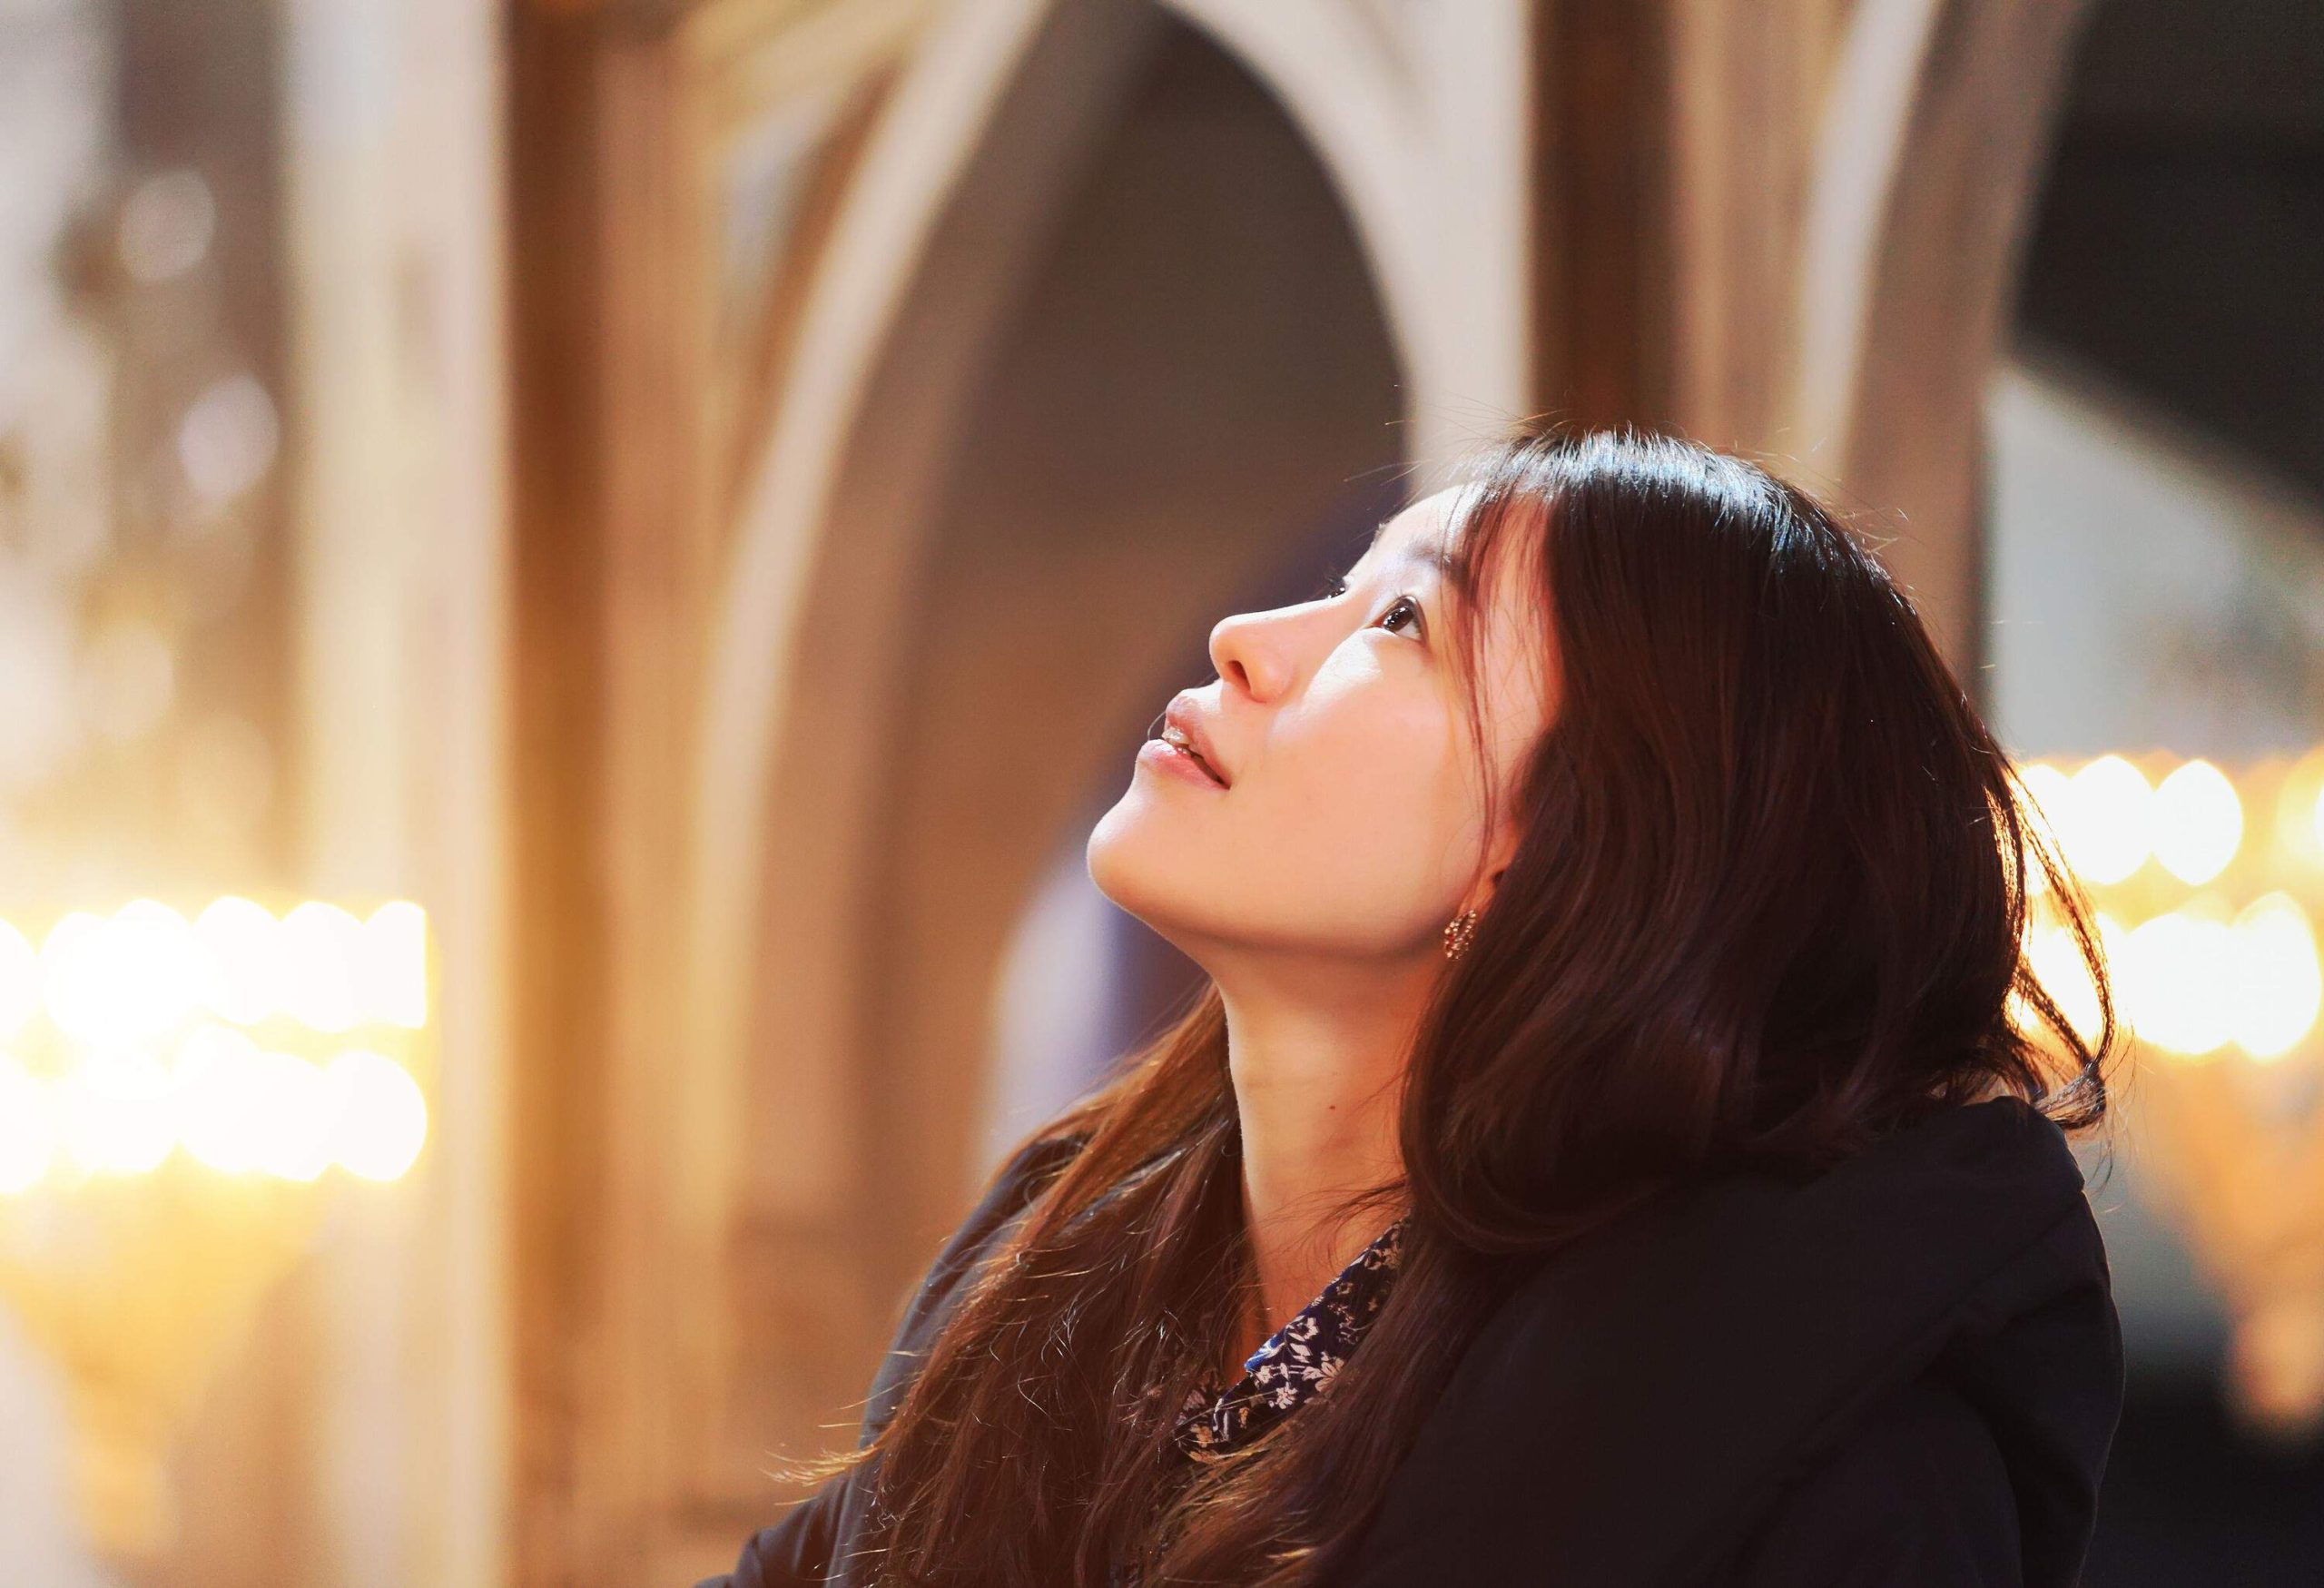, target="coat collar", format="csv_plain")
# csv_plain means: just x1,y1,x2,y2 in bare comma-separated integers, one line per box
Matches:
1343,1095,2117,1585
